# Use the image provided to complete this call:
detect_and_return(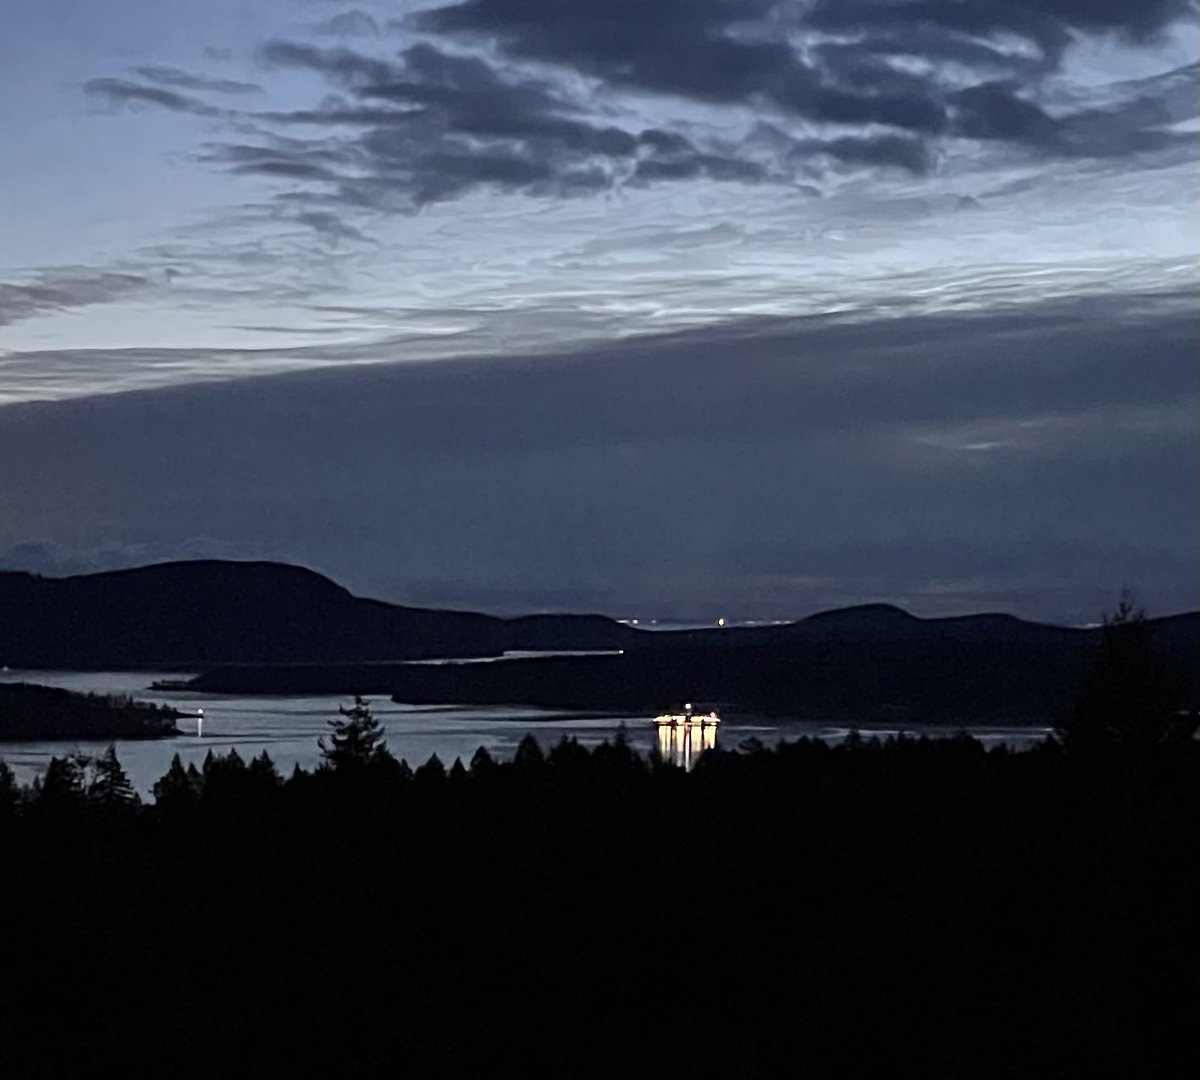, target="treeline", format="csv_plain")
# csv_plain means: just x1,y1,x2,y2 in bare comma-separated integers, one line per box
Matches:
0,681,182,740
1,715,1197,1077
